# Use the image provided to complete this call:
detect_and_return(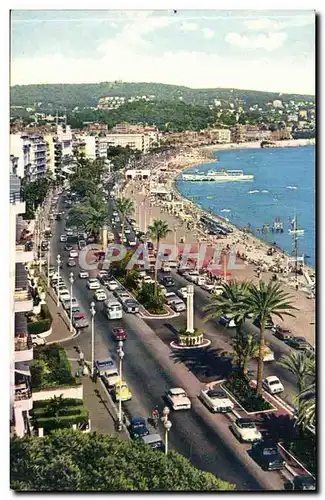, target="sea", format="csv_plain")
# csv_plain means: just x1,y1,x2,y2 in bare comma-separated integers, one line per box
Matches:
176,146,315,268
